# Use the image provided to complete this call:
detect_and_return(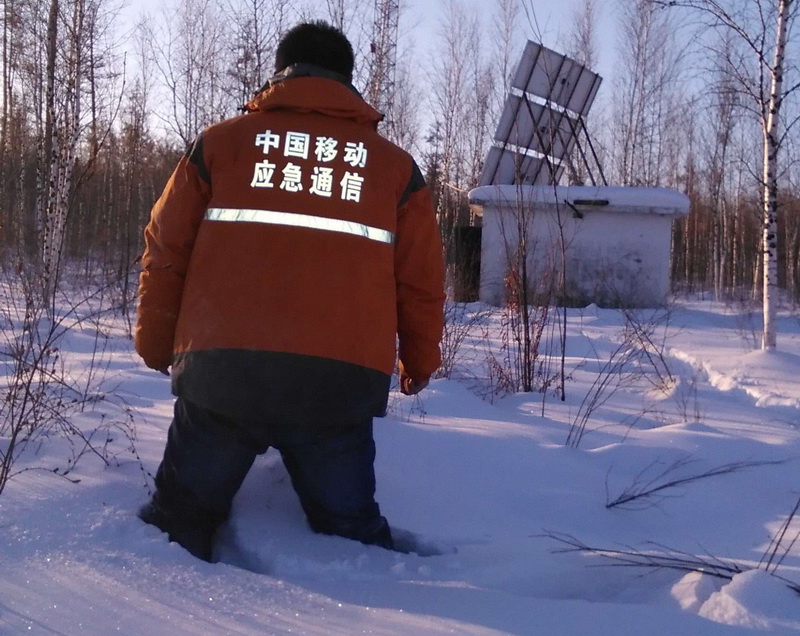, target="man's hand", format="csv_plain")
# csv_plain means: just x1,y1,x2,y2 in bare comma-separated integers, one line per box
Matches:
134,308,177,376
400,372,429,396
